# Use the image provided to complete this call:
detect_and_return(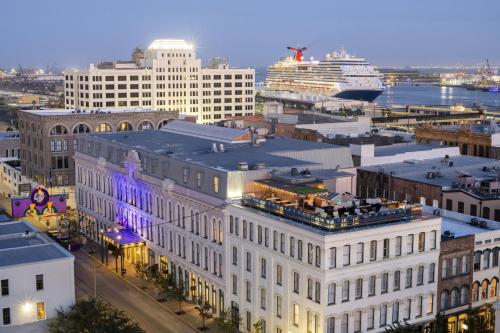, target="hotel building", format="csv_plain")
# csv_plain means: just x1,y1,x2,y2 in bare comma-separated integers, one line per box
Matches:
64,39,255,124
74,121,443,332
